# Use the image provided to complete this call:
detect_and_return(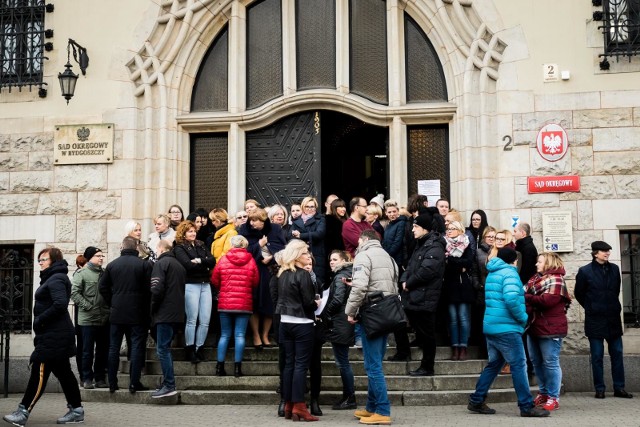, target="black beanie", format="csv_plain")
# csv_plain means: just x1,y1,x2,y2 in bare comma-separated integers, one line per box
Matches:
83,246,101,261
497,247,518,265
413,212,434,231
